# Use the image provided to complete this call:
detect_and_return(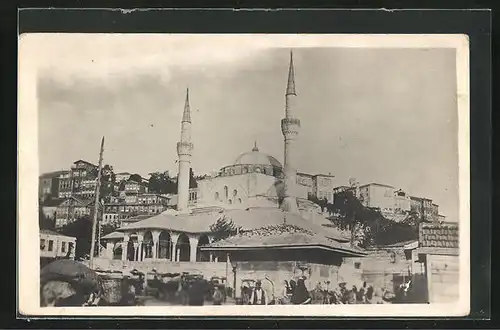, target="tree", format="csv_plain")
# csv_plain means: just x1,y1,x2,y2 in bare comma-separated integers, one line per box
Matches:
90,164,116,201
327,190,419,248
307,195,328,213
39,207,55,230
148,171,177,195
58,216,93,259
209,216,242,242
129,173,143,183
